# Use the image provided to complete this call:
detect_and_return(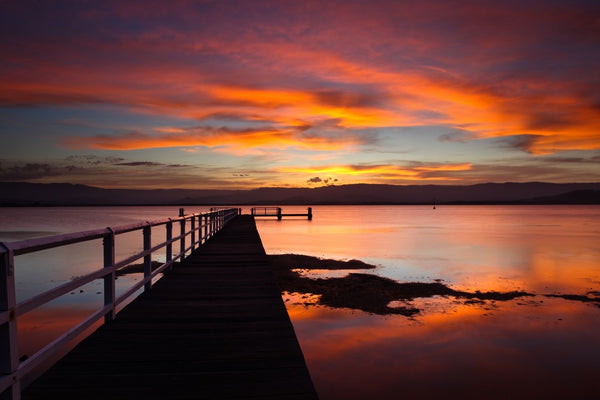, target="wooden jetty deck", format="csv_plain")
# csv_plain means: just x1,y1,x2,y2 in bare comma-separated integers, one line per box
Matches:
22,216,318,399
